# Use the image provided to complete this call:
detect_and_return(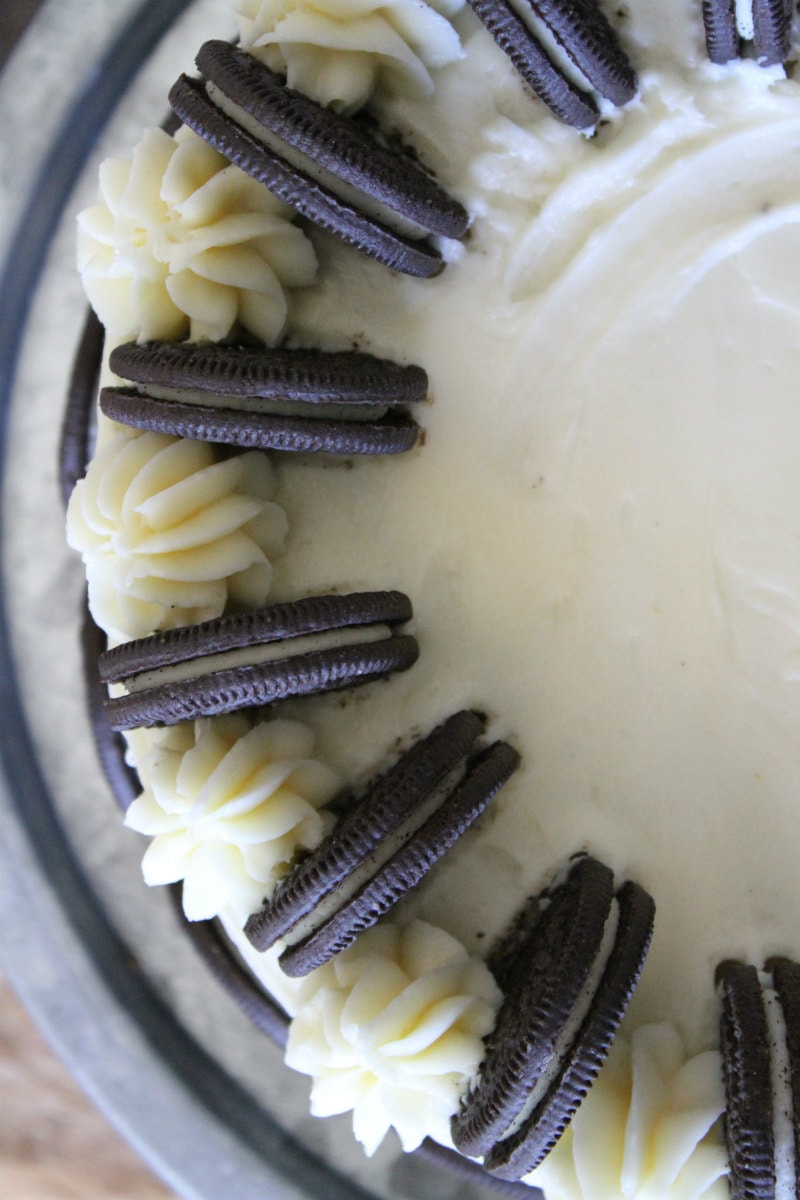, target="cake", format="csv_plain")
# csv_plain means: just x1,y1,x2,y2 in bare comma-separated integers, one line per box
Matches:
63,0,800,1195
